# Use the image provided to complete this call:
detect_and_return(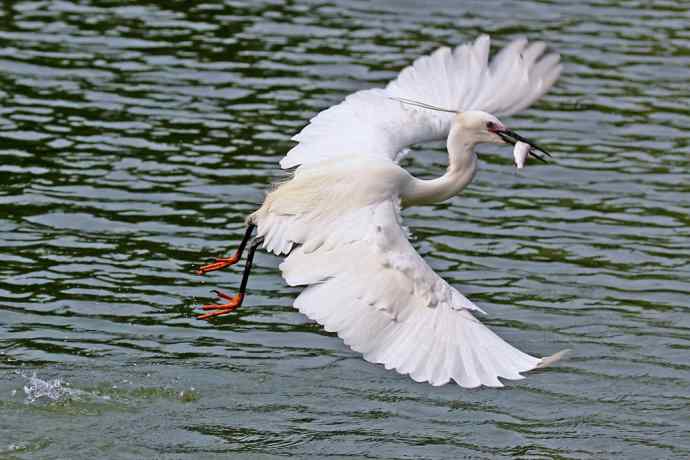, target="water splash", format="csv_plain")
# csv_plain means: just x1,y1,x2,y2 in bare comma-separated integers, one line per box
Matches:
18,371,197,405
21,372,79,403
